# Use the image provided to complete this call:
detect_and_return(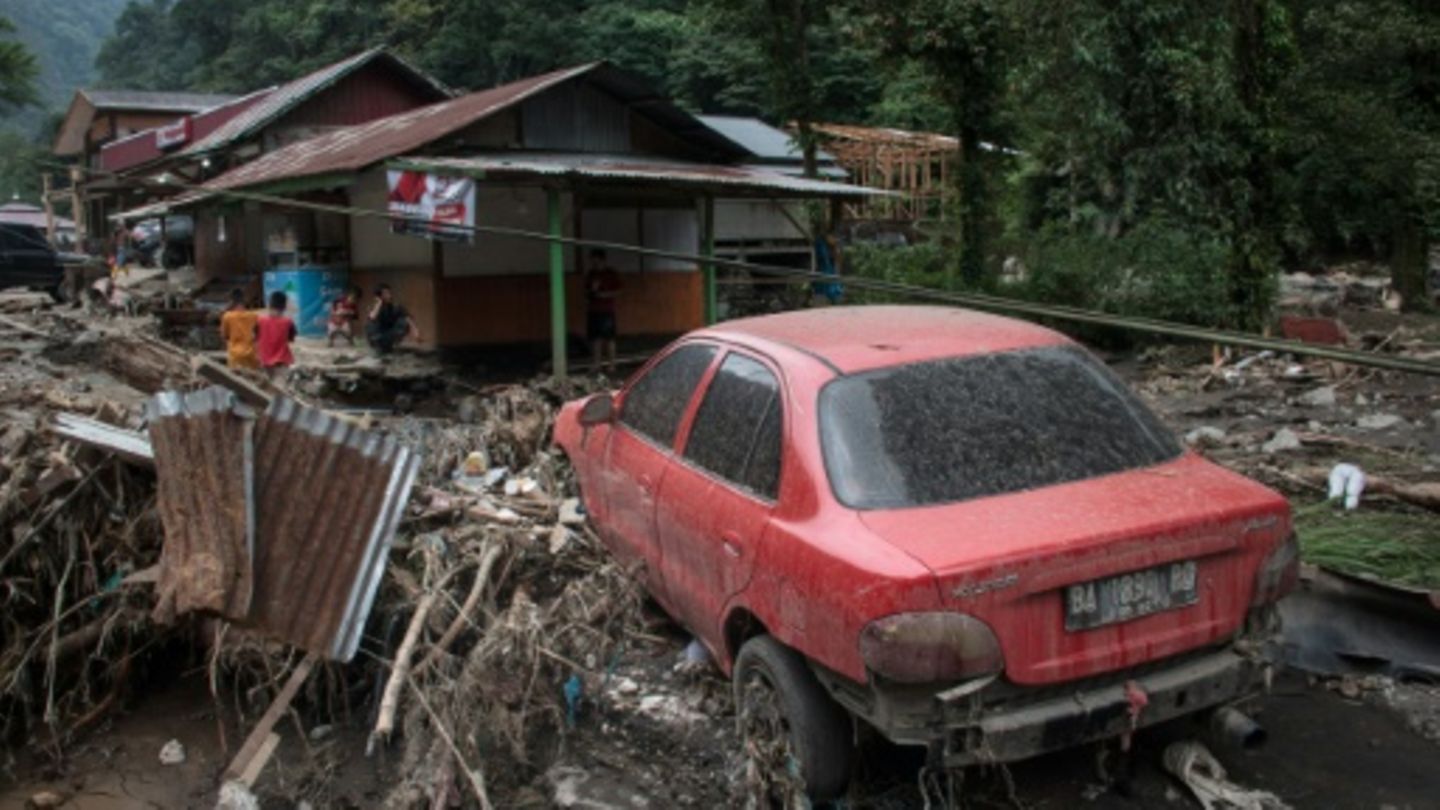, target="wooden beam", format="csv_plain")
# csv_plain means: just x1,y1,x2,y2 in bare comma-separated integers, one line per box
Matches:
223,653,318,782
